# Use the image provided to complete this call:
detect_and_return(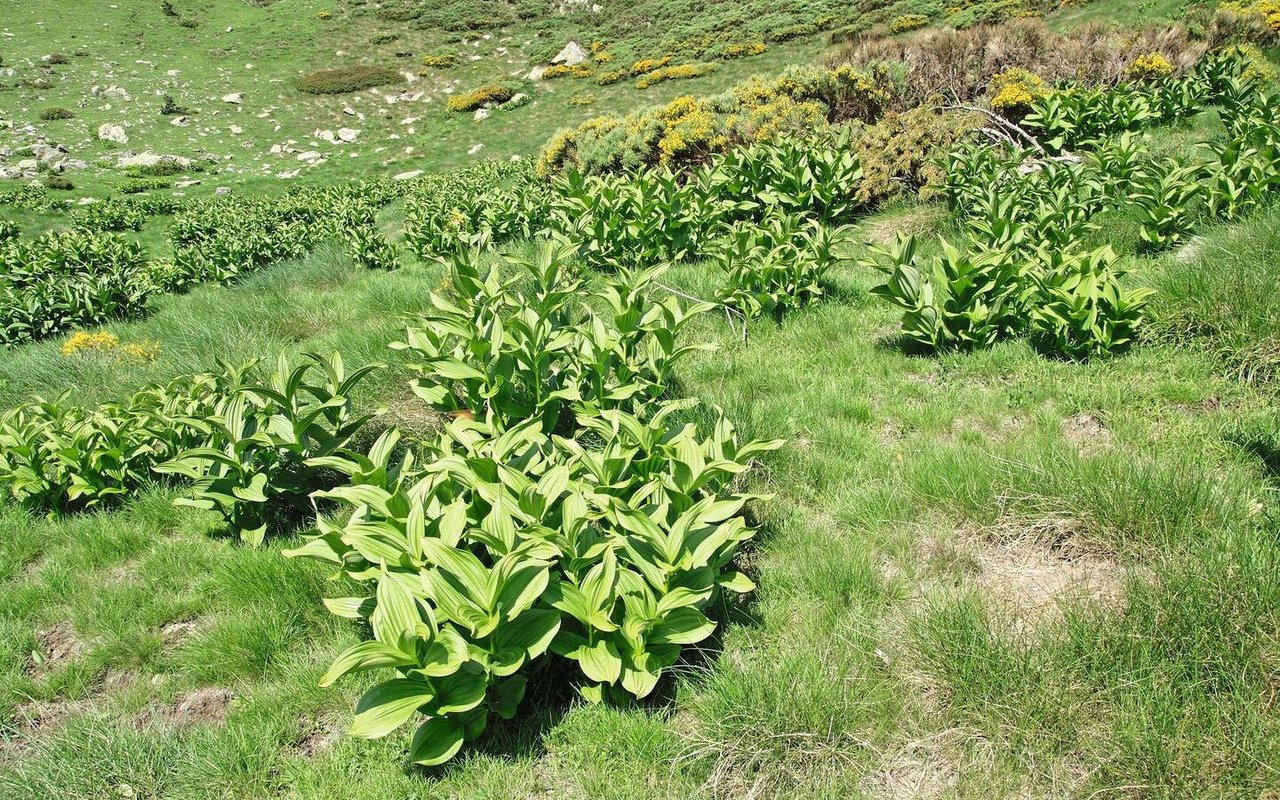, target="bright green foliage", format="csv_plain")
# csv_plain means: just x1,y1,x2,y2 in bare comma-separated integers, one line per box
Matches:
403,161,549,260
286,402,782,763
549,168,728,272
1027,246,1154,360
712,213,842,319
0,372,225,512
70,197,147,233
1132,161,1204,252
395,243,711,433
697,131,865,224
866,235,1025,351
0,220,19,242
156,352,380,546
1,231,151,345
